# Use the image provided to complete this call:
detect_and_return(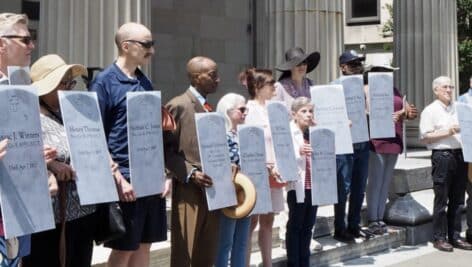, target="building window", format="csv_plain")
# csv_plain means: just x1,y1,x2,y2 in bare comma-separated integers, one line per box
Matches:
346,0,380,25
